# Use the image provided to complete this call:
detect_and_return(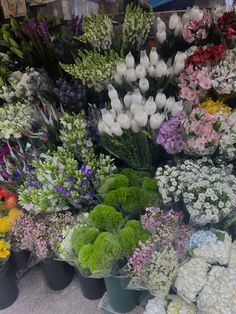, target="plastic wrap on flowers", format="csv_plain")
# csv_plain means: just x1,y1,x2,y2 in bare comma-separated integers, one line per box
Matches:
100,130,160,171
